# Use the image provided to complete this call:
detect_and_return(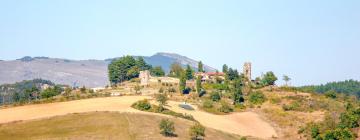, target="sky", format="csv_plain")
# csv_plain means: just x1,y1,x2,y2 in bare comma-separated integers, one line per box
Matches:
0,0,359,86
